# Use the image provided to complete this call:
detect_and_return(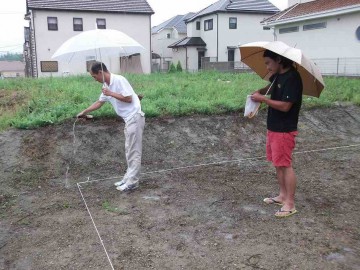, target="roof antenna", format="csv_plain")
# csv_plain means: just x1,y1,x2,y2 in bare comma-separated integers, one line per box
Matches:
293,43,297,48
